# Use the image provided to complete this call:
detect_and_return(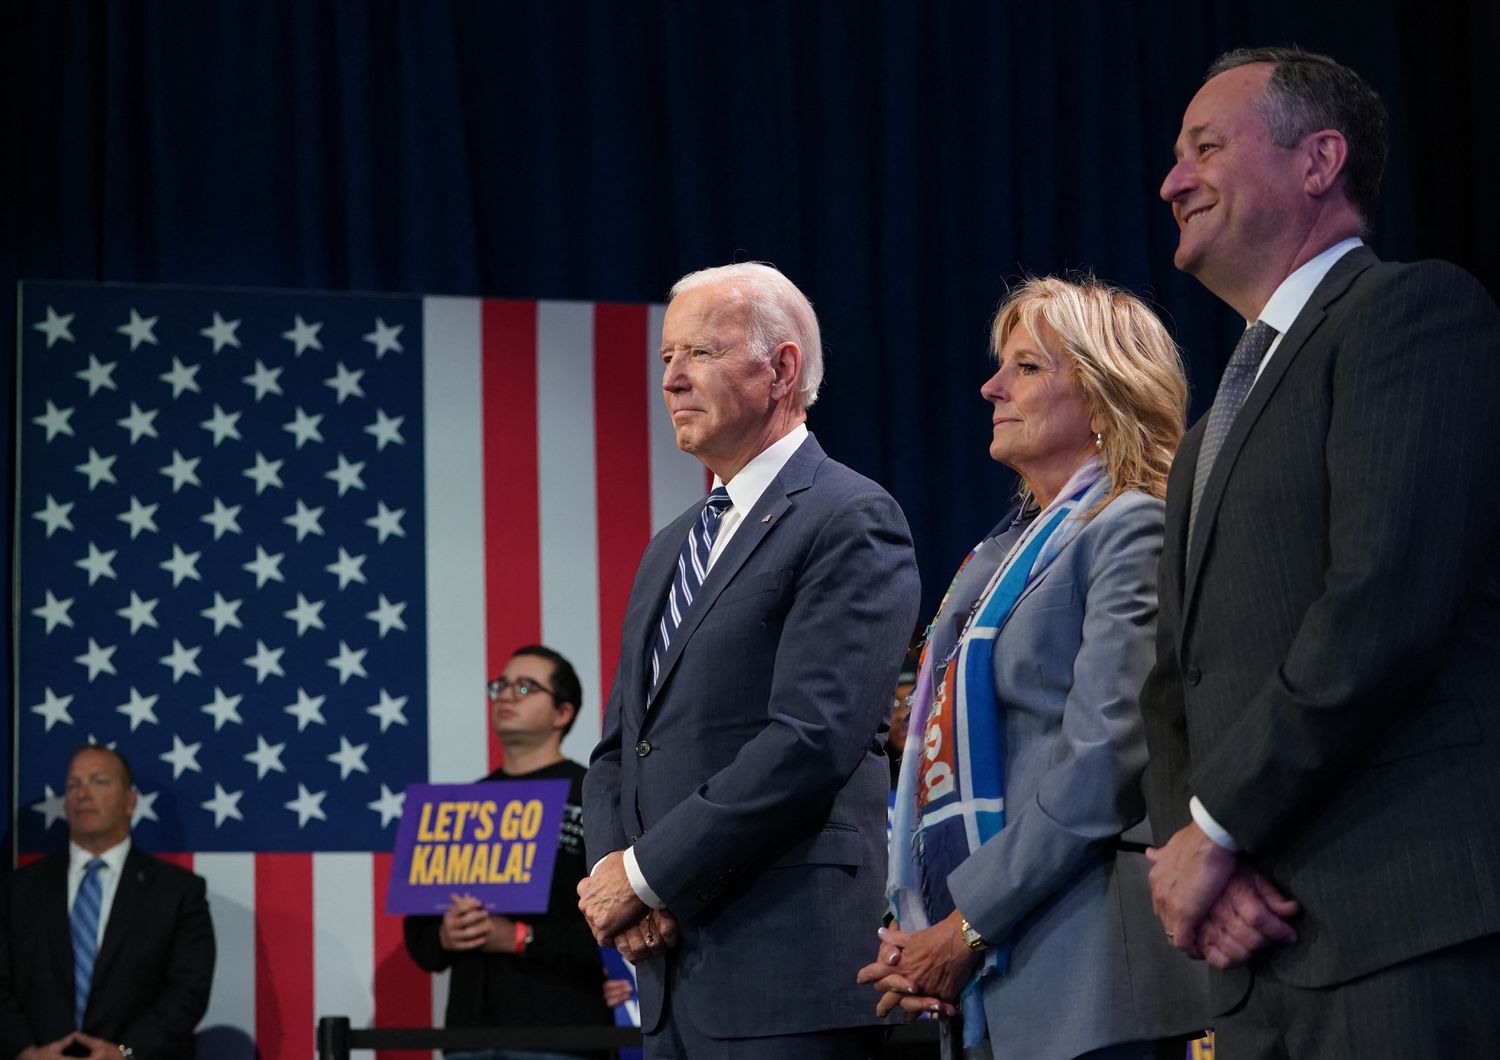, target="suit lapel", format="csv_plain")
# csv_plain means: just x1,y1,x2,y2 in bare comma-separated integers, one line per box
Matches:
623,506,699,730
645,436,822,716
1182,247,1378,620
40,854,74,1008
91,847,150,995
